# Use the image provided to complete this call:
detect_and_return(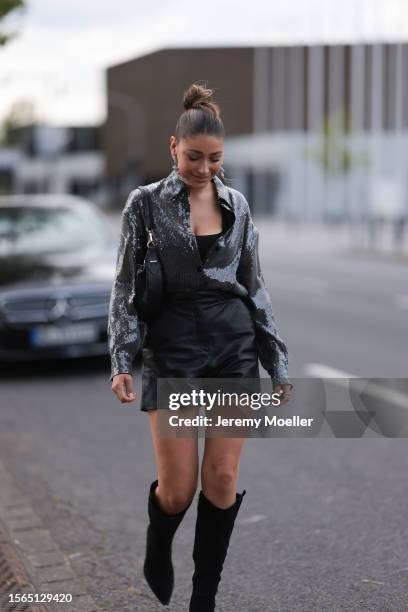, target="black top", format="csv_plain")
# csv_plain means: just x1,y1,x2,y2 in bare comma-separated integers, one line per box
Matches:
194,205,229,262
195,232,223,262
